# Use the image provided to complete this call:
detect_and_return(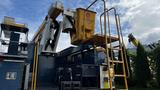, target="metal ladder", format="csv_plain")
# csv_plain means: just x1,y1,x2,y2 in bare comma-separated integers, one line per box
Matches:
100,7,128,90
86,0,129,89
